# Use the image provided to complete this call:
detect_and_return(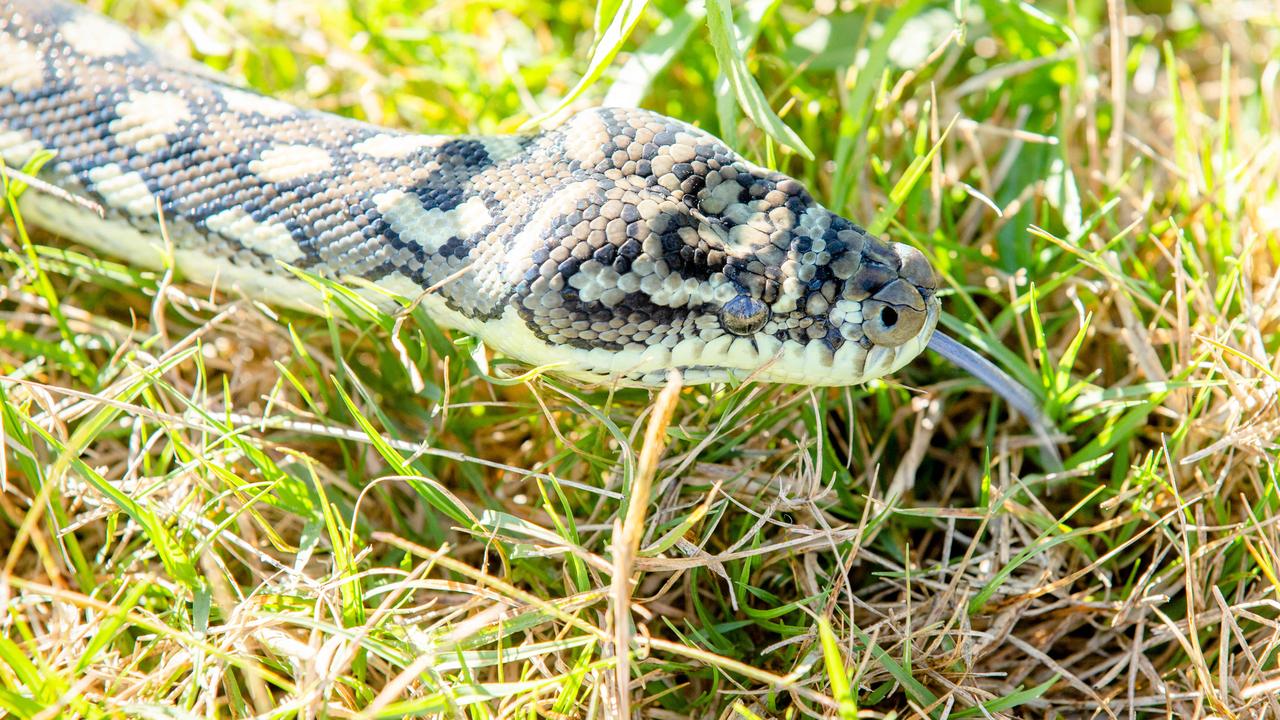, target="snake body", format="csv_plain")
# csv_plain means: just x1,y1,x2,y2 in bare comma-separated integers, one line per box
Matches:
0,0,940,387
